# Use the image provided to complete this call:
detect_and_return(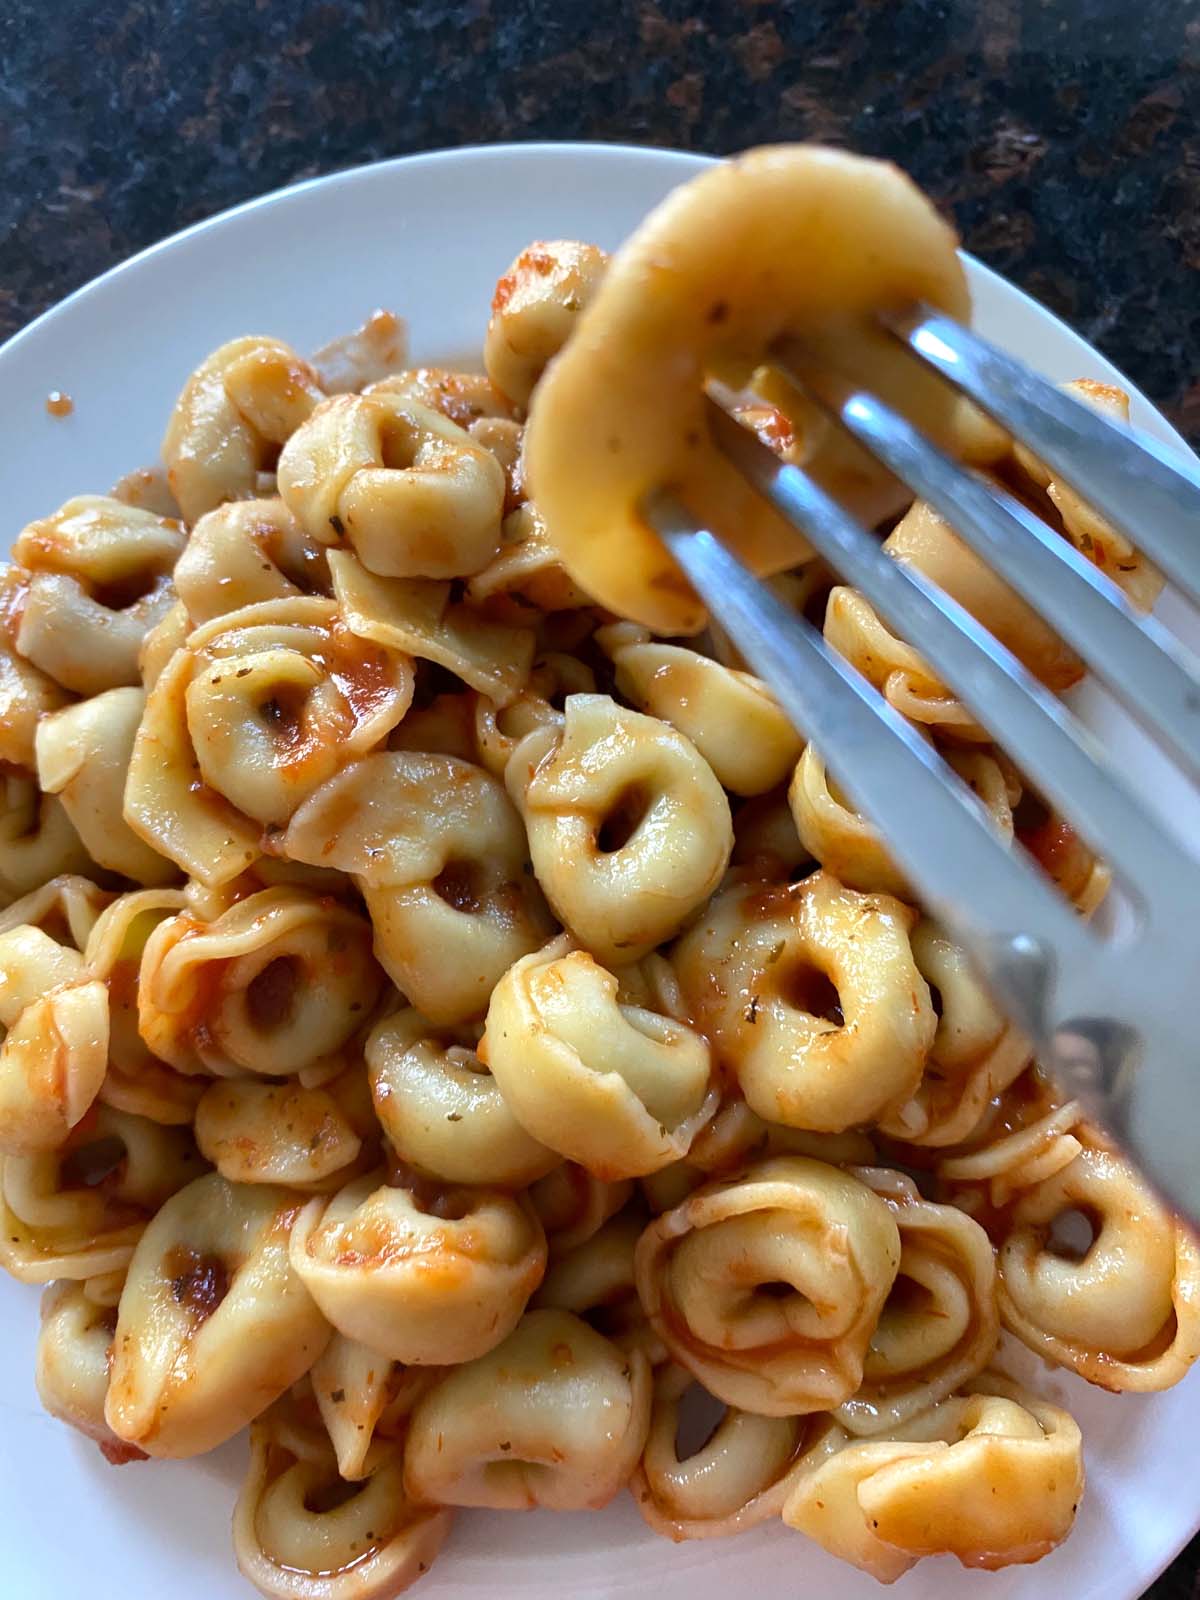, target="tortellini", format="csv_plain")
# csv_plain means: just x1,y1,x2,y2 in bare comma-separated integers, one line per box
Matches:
35,687,178,883
366,1007,558,1188
672,872,935,1131
194,1072,373,1190
81,887,204,1126
0,616,68,768
834,1168,998,1434
124,594,412,884
0,926,108,1154
163,335,325,522
632,1363,817,1540
403,1309,651,1509
105,1173,330,1457
10,496,186,694
234,1391,452,1600
635,1157,901,1415
284,751,553,1025
278,390,505,578
507,694,732,964
483,935,717,1178
0,1105,204,1282
138,886,384,1079
599,622,803,796
877,918,1031,1147
783,1375,1084,1580
484,239,609,407
35,1280,137,1460
0,768,93,899
173,497,330,623
995,1131,1200,1391
525,145,972,633
310,1332,441,1481
289,1172,546,1364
